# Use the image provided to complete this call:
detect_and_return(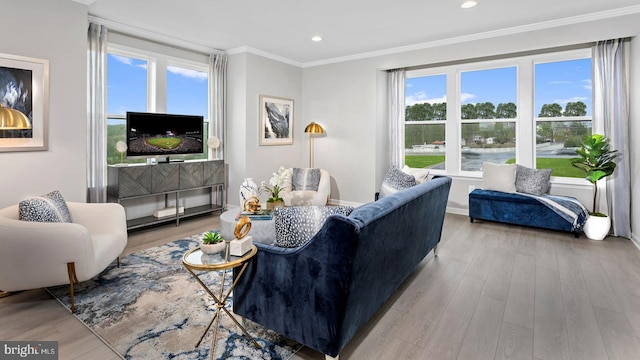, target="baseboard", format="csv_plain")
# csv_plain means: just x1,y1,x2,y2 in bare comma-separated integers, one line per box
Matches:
631,233,640,250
